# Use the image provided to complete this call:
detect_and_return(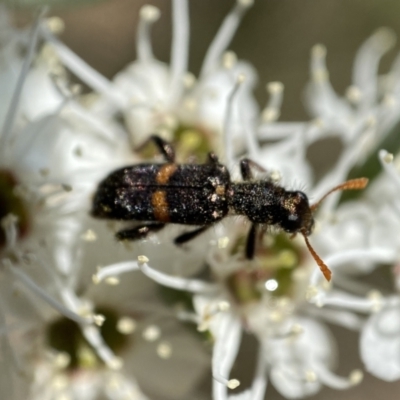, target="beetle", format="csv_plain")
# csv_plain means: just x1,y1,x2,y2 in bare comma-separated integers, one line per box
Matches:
91,135,368,281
